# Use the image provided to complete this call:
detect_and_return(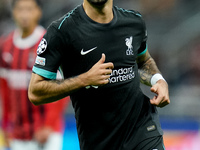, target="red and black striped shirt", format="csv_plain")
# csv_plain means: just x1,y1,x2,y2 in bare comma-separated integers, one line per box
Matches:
0,26,69,140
